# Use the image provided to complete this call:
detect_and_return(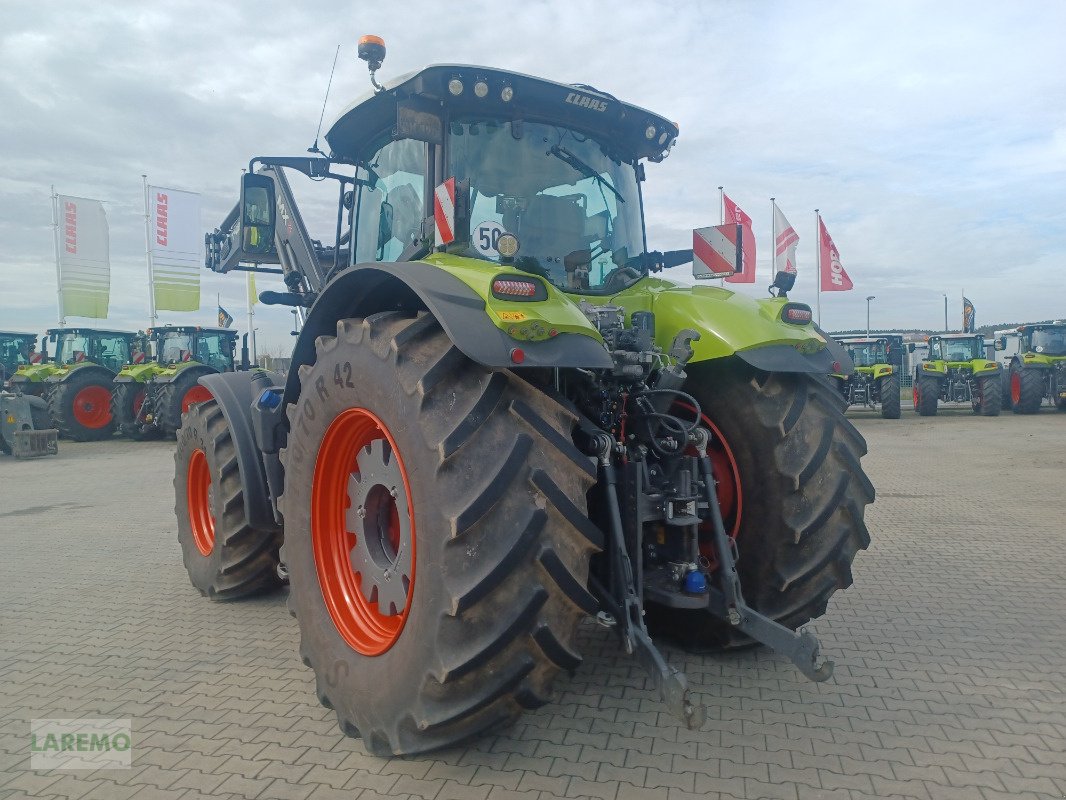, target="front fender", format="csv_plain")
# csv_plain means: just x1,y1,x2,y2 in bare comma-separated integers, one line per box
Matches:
284,260,613,406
